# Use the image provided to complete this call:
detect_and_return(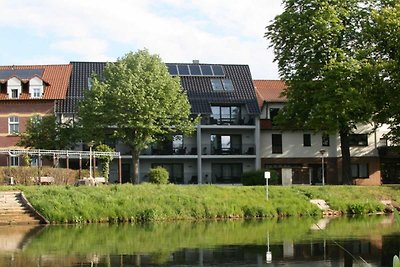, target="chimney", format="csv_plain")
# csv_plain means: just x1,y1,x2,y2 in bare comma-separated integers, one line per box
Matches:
192,60,199,64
